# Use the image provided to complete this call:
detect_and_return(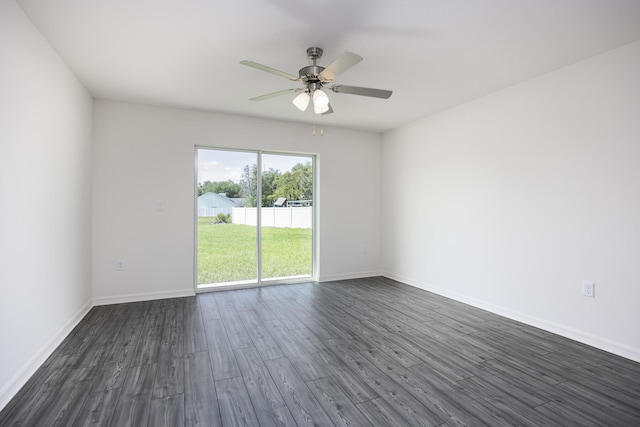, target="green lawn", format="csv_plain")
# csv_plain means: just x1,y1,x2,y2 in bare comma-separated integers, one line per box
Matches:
197,218,312,284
